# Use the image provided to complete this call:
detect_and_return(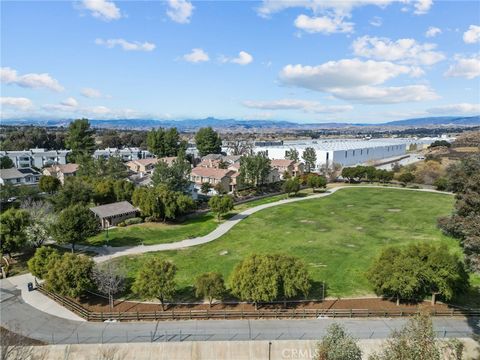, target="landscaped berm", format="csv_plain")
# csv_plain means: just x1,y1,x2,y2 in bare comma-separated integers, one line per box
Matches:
110,187,466,300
